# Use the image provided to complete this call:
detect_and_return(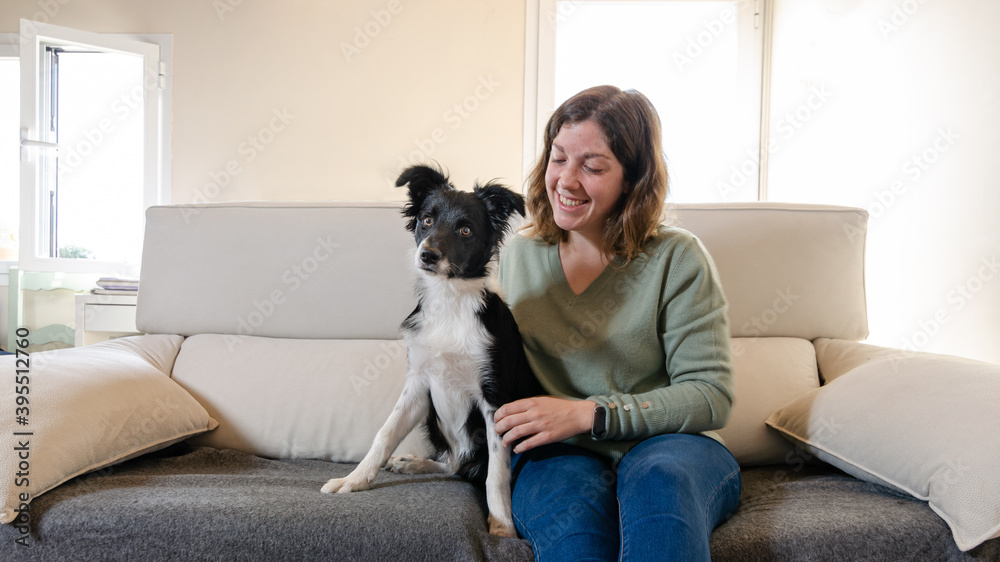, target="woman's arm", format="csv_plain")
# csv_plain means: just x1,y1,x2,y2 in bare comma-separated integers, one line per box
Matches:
588,239,734,440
